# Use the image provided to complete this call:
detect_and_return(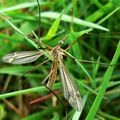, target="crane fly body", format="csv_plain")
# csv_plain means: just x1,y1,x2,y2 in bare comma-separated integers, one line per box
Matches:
51,43,83,111
2,39,83,112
